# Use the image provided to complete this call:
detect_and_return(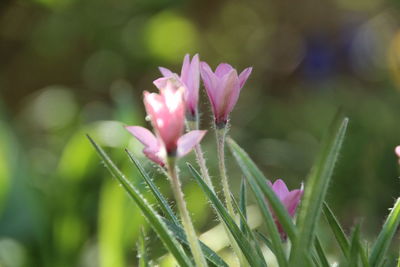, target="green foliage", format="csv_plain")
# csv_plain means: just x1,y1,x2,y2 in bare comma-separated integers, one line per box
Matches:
188,163,267,267
291,114,348,265
87,135,194,267
323,202,350,257
86,112,400,267
369,198,400,267
137,229,150,267
127,149,228,267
